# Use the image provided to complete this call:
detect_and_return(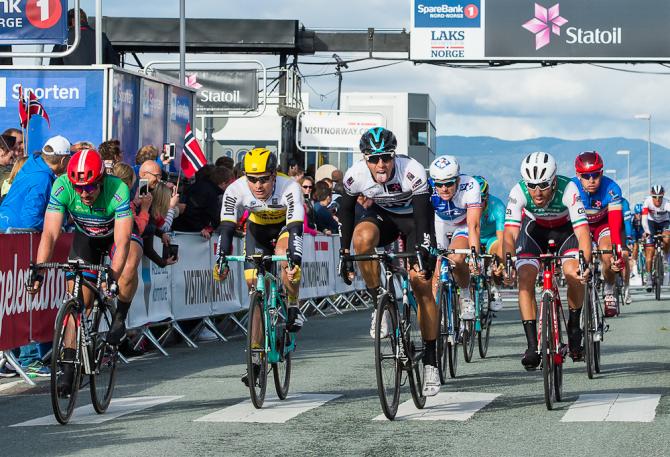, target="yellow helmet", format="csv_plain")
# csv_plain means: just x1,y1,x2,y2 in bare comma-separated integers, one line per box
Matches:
244,148,278,174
